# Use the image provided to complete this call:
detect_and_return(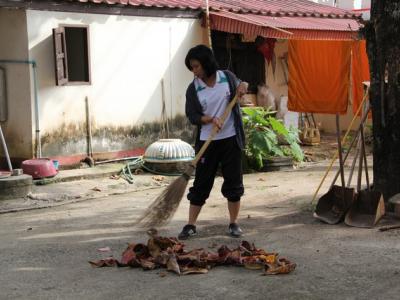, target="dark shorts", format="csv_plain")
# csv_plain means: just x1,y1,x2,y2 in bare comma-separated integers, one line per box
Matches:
187,136,244,206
